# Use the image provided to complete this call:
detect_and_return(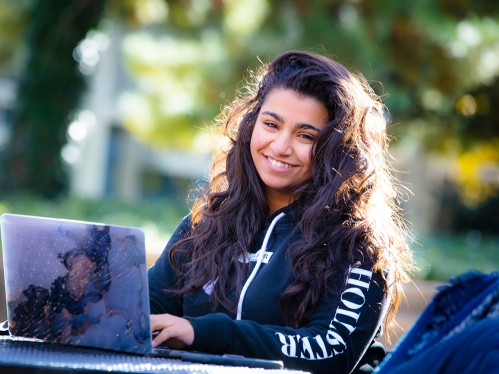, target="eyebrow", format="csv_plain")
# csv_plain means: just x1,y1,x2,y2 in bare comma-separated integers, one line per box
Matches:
261,111,322,132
